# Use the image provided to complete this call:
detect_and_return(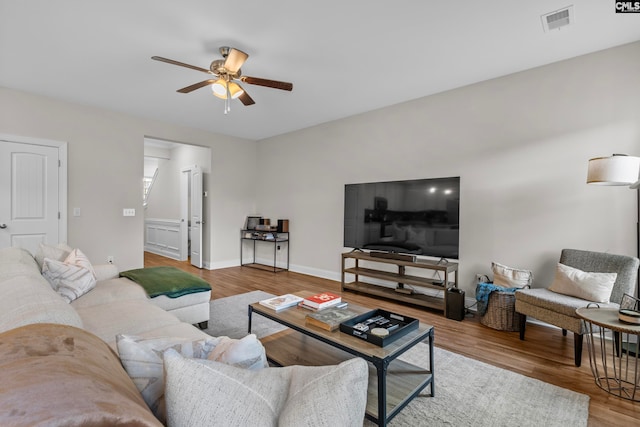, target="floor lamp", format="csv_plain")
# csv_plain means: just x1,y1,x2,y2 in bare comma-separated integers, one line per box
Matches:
587,154,640,296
